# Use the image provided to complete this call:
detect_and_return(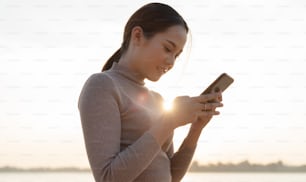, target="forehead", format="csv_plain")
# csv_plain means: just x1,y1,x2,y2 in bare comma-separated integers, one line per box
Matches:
154,25,187,48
